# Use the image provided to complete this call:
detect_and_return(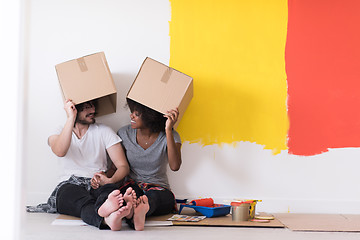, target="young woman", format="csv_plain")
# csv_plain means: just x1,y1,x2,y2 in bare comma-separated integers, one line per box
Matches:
116,98,182,230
